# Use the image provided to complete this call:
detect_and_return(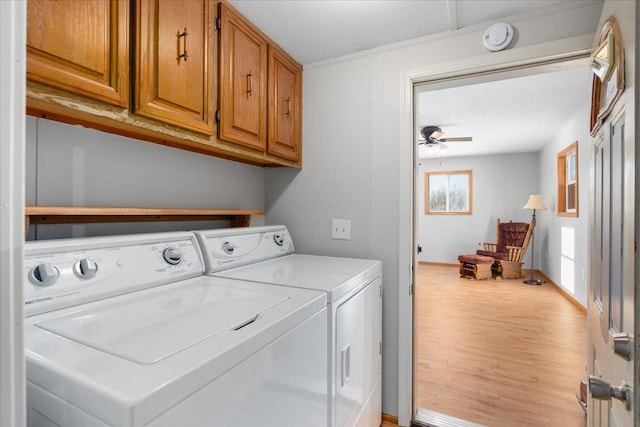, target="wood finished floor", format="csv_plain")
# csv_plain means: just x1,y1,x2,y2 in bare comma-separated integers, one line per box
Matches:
414,263,587,427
